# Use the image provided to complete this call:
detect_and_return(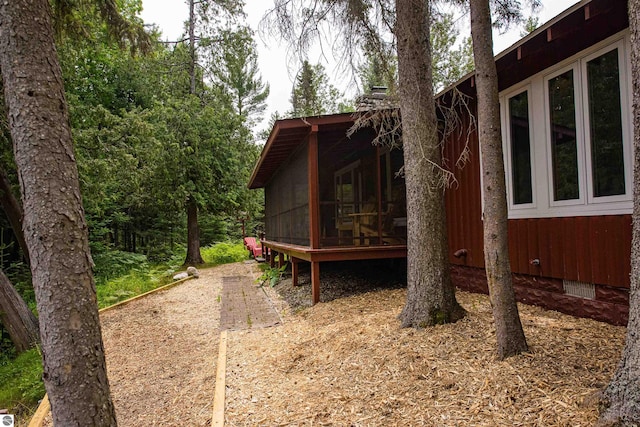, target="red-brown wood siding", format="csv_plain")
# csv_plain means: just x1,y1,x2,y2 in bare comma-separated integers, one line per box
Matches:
443,109,485,269
443,106,484,267
504,216,632,286
443,106,631,290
